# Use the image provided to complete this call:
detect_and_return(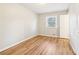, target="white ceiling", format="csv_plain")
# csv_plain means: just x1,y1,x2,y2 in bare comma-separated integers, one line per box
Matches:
23,3,69,14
